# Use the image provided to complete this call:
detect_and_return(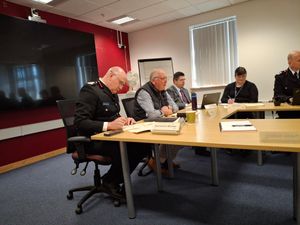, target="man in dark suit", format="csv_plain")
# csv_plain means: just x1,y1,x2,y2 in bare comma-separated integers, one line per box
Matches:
274,50,300,118
167,71,191,110
74,66,151,197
